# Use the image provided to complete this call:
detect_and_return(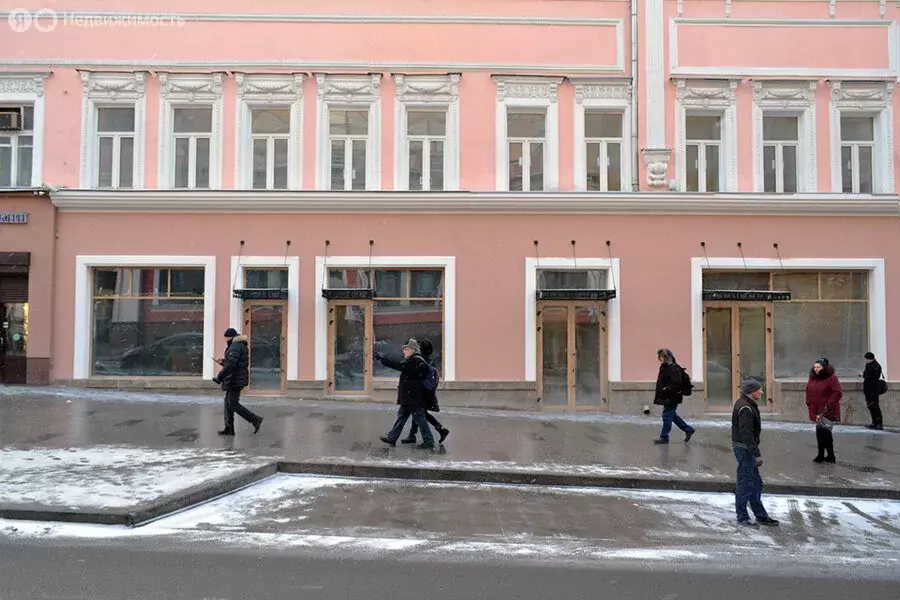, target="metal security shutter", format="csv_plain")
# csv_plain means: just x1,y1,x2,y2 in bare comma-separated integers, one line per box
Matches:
0,275,28,302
